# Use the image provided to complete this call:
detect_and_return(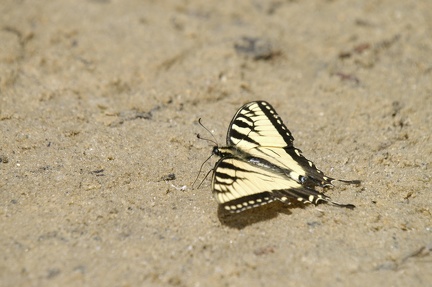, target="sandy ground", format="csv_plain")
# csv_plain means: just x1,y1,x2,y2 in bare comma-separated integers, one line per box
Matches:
1,1,431,286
